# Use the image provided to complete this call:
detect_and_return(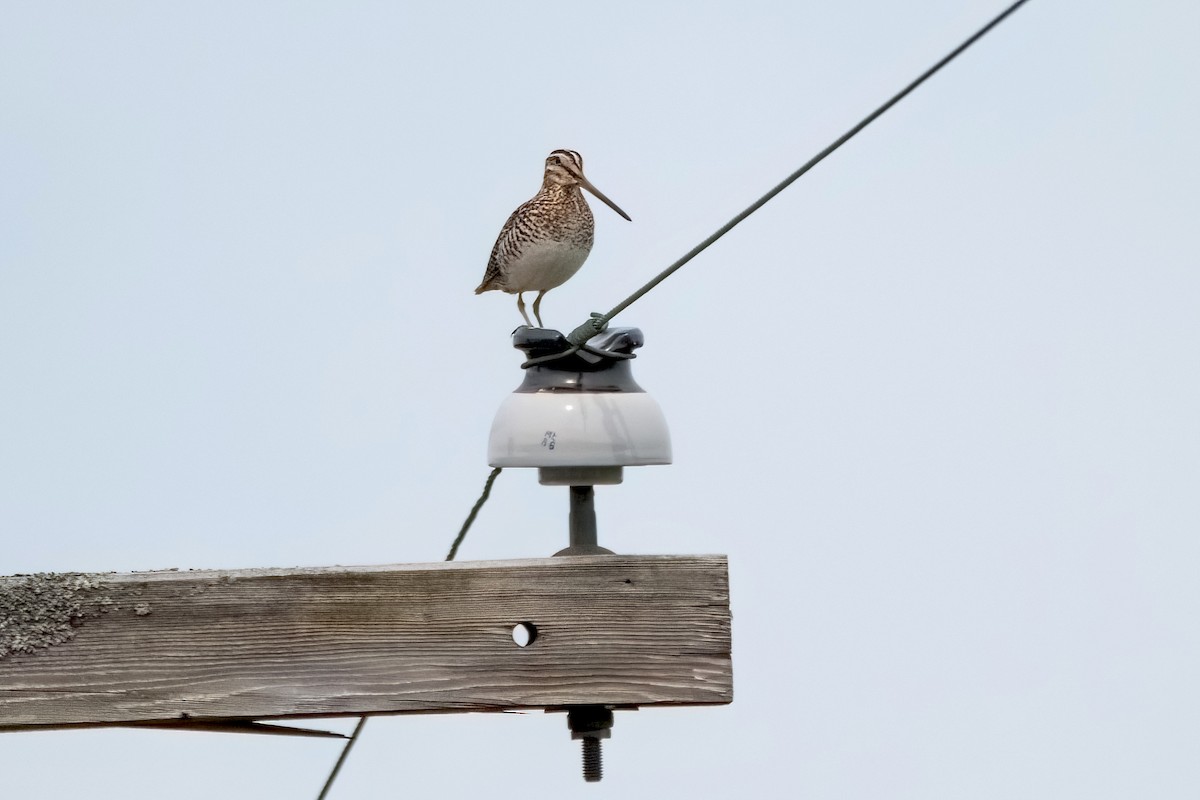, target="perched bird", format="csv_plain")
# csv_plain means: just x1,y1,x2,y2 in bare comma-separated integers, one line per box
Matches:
476,149,631,328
